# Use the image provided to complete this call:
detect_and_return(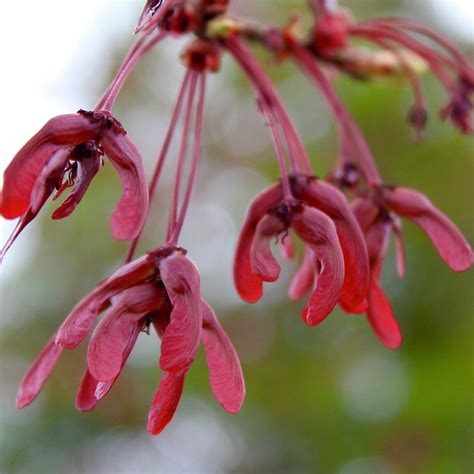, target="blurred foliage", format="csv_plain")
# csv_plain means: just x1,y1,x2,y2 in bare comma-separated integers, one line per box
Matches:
0,1,473,473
